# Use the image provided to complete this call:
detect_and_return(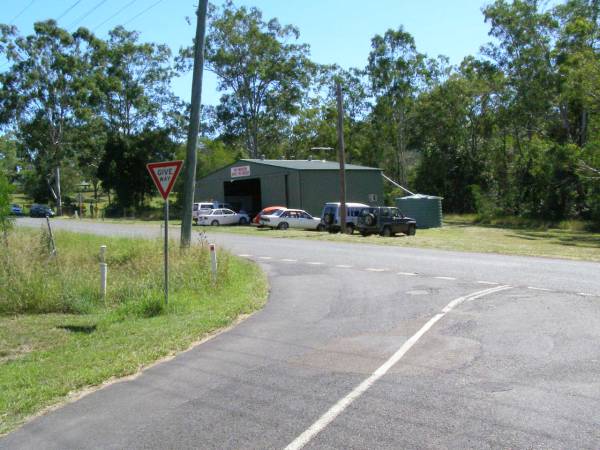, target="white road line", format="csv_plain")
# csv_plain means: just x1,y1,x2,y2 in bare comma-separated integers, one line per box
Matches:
477,281,499,285
284,284,512,450
527,286,553,292
397,272,417,276
335,264,353,269
280,259,297,262
238,254,252,257
258,256,272,260
434,276,457,281
306,262,324,265
578,292,594,297
365,268,387,272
